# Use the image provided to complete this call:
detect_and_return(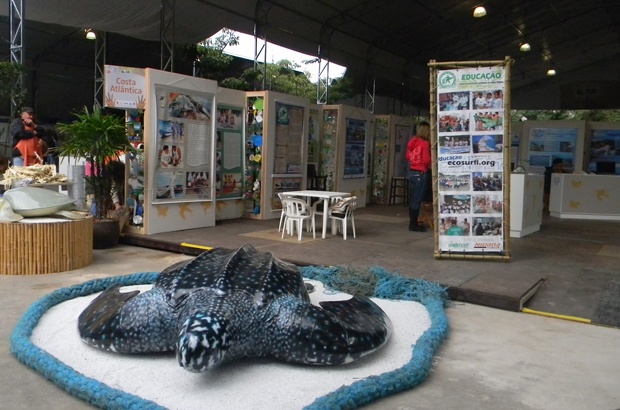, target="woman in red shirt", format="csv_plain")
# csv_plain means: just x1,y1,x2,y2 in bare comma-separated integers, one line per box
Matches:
406,121,432,231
